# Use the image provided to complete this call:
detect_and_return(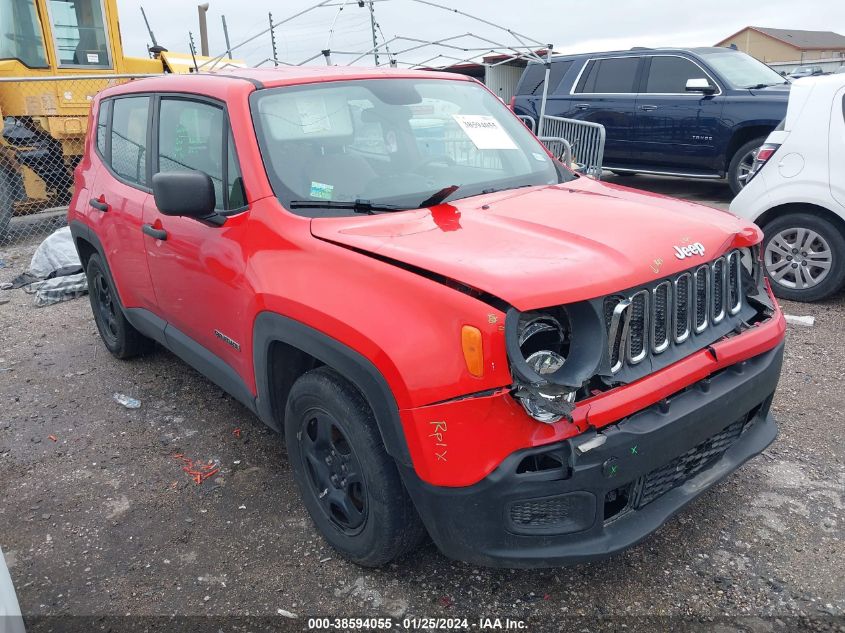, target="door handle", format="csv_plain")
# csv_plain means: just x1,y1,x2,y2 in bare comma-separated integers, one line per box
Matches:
575,103,591,110
142,224,168,240
89,197,109,212
639,104,659,111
